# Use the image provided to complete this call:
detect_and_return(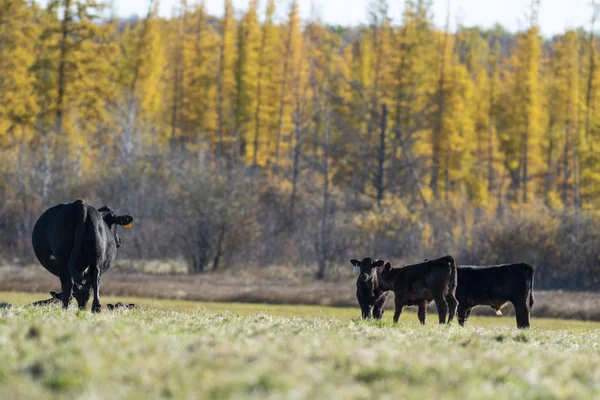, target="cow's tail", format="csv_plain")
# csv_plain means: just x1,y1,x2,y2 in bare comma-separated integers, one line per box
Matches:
447,255,458,293
527,264,535,310
68,199,87,282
